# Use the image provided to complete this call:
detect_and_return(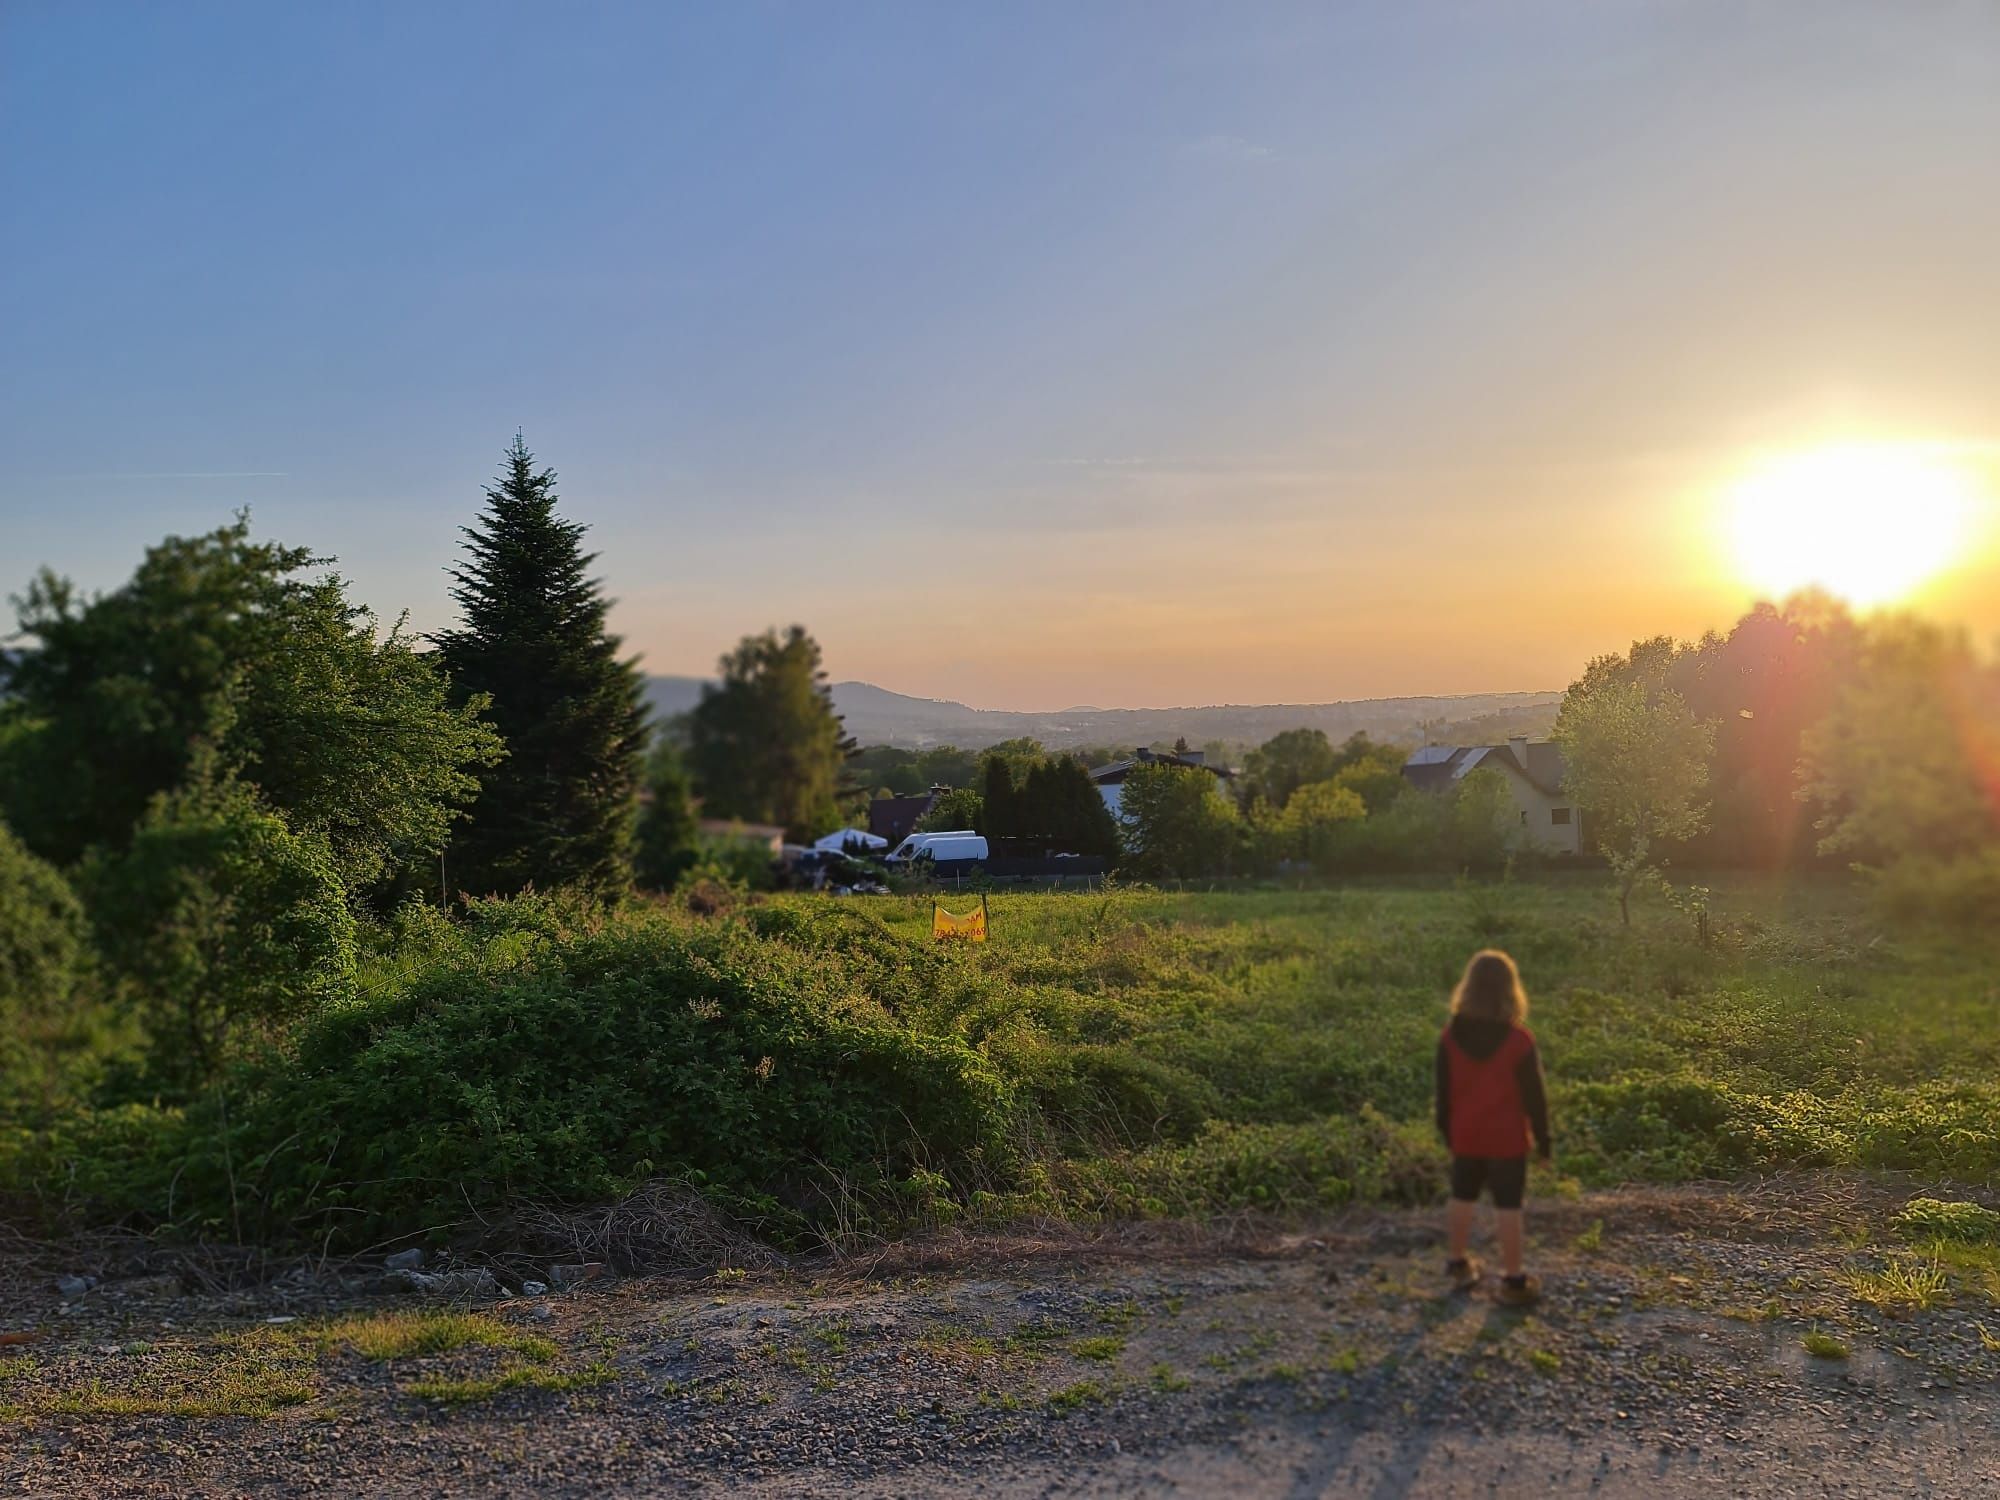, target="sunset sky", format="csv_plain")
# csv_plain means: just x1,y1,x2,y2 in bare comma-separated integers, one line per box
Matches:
5,2,1998,709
